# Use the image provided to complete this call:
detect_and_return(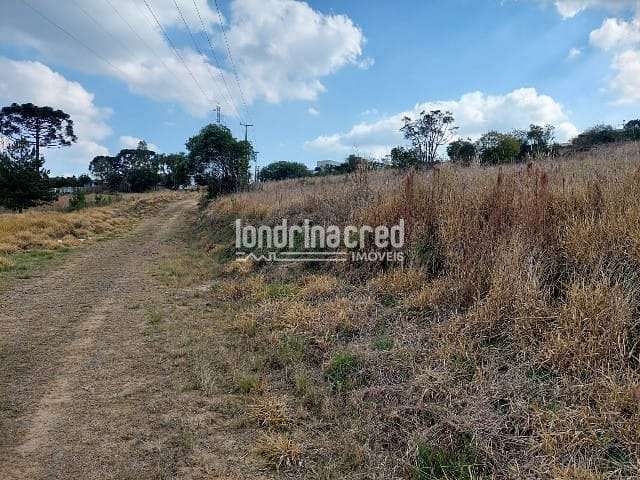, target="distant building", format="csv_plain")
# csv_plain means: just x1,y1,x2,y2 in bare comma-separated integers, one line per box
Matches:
316,160,340,170
52,185,99,195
